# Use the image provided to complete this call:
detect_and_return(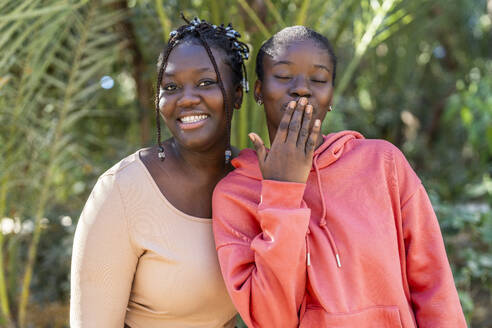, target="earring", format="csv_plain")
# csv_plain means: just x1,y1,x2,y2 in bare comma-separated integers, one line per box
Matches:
225,149,232,164
158,146,165,161
329,105,333,112
256,99,263,106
